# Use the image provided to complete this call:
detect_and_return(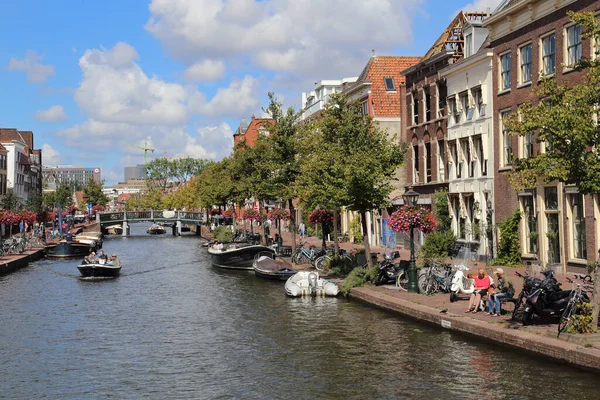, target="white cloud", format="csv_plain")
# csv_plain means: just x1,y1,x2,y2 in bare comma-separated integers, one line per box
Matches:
42,143,63,166
35,105,67,122
460,0,502,13
6,50,55,83
146,0,423,78
183,59,226,81
198,75,259,117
